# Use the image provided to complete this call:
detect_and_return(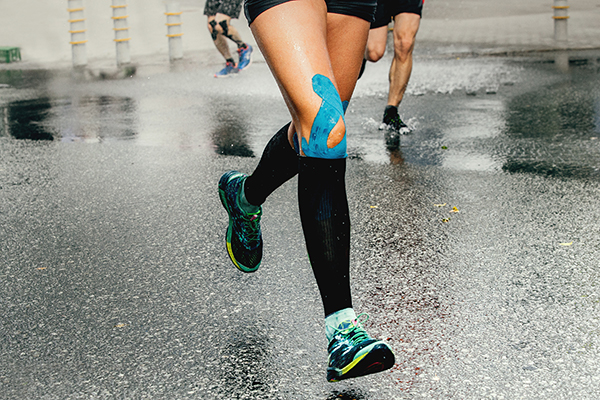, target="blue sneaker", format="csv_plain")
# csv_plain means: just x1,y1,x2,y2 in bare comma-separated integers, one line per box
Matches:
218,171,263,272
237,45,253,71
326,314,395,382
214,62,239,78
